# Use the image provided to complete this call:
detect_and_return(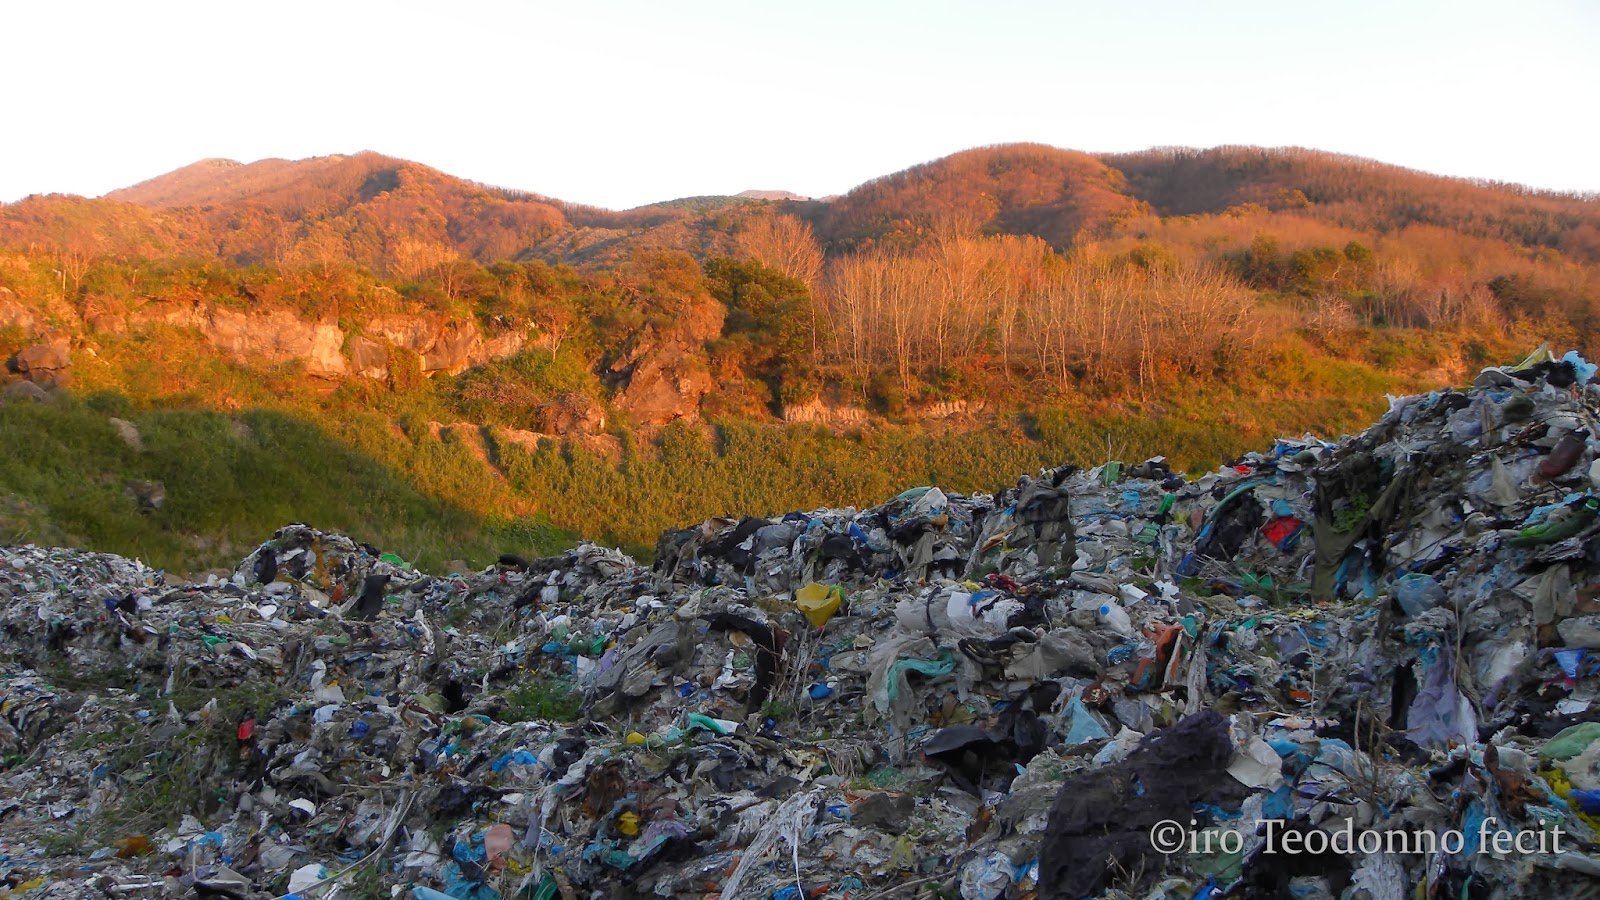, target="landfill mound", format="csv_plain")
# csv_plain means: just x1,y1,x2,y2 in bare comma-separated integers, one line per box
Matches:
2,349,1599,900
